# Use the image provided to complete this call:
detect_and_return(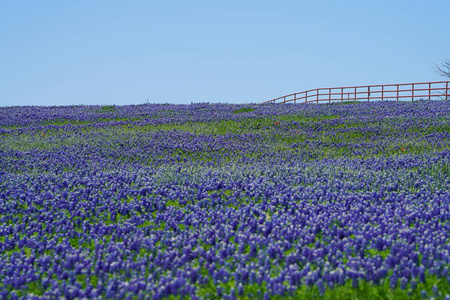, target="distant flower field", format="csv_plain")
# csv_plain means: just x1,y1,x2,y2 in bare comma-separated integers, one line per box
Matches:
0,101,449,299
